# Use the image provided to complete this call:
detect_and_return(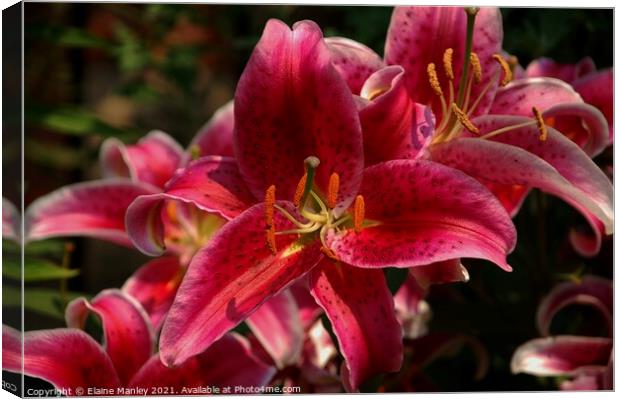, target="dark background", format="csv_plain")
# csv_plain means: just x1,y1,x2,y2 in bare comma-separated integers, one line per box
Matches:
6,4,613,393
